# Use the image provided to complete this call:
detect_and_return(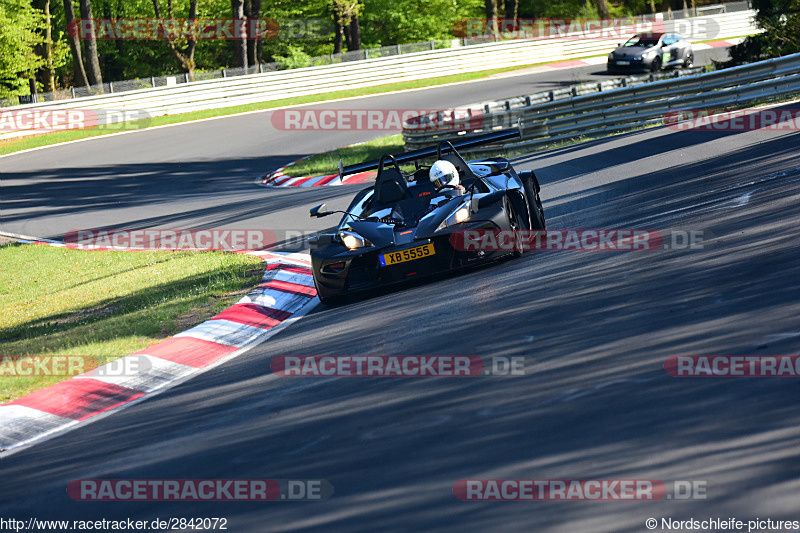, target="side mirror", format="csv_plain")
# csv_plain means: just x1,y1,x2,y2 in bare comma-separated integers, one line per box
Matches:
310,203,332,218
476,190,505,210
